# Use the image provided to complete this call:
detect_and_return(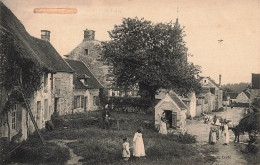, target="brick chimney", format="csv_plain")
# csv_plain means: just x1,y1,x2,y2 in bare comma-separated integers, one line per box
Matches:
219,74,222,87
84,29,95,41
41,30,51,42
